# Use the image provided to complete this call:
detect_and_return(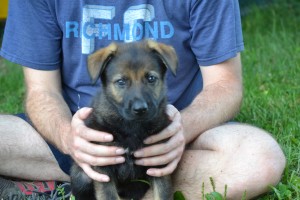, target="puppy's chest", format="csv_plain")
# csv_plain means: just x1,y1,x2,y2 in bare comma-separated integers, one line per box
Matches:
115,148,146,182
87,114,168,181
109,126,158,181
